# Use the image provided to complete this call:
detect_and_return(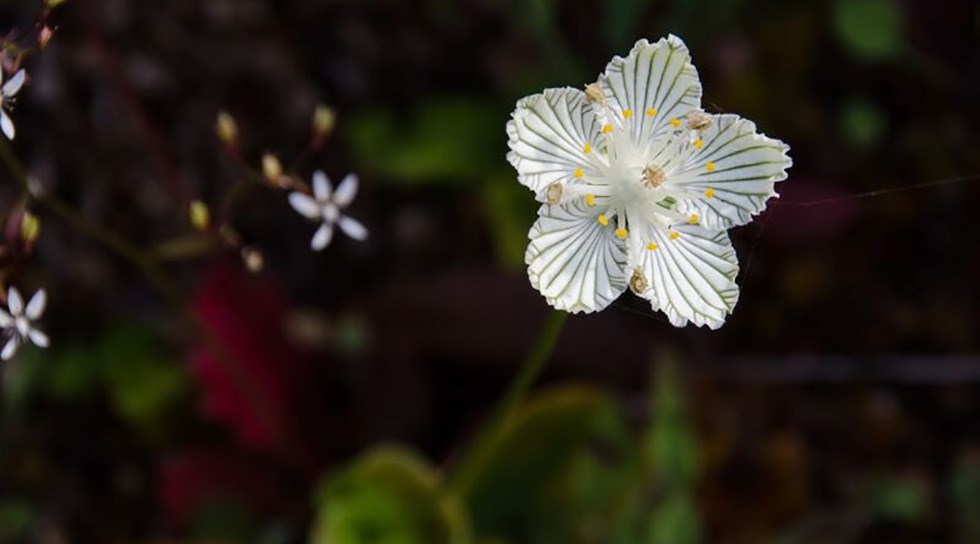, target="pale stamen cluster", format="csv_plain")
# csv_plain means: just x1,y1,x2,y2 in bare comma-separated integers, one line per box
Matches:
563,95,714,251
